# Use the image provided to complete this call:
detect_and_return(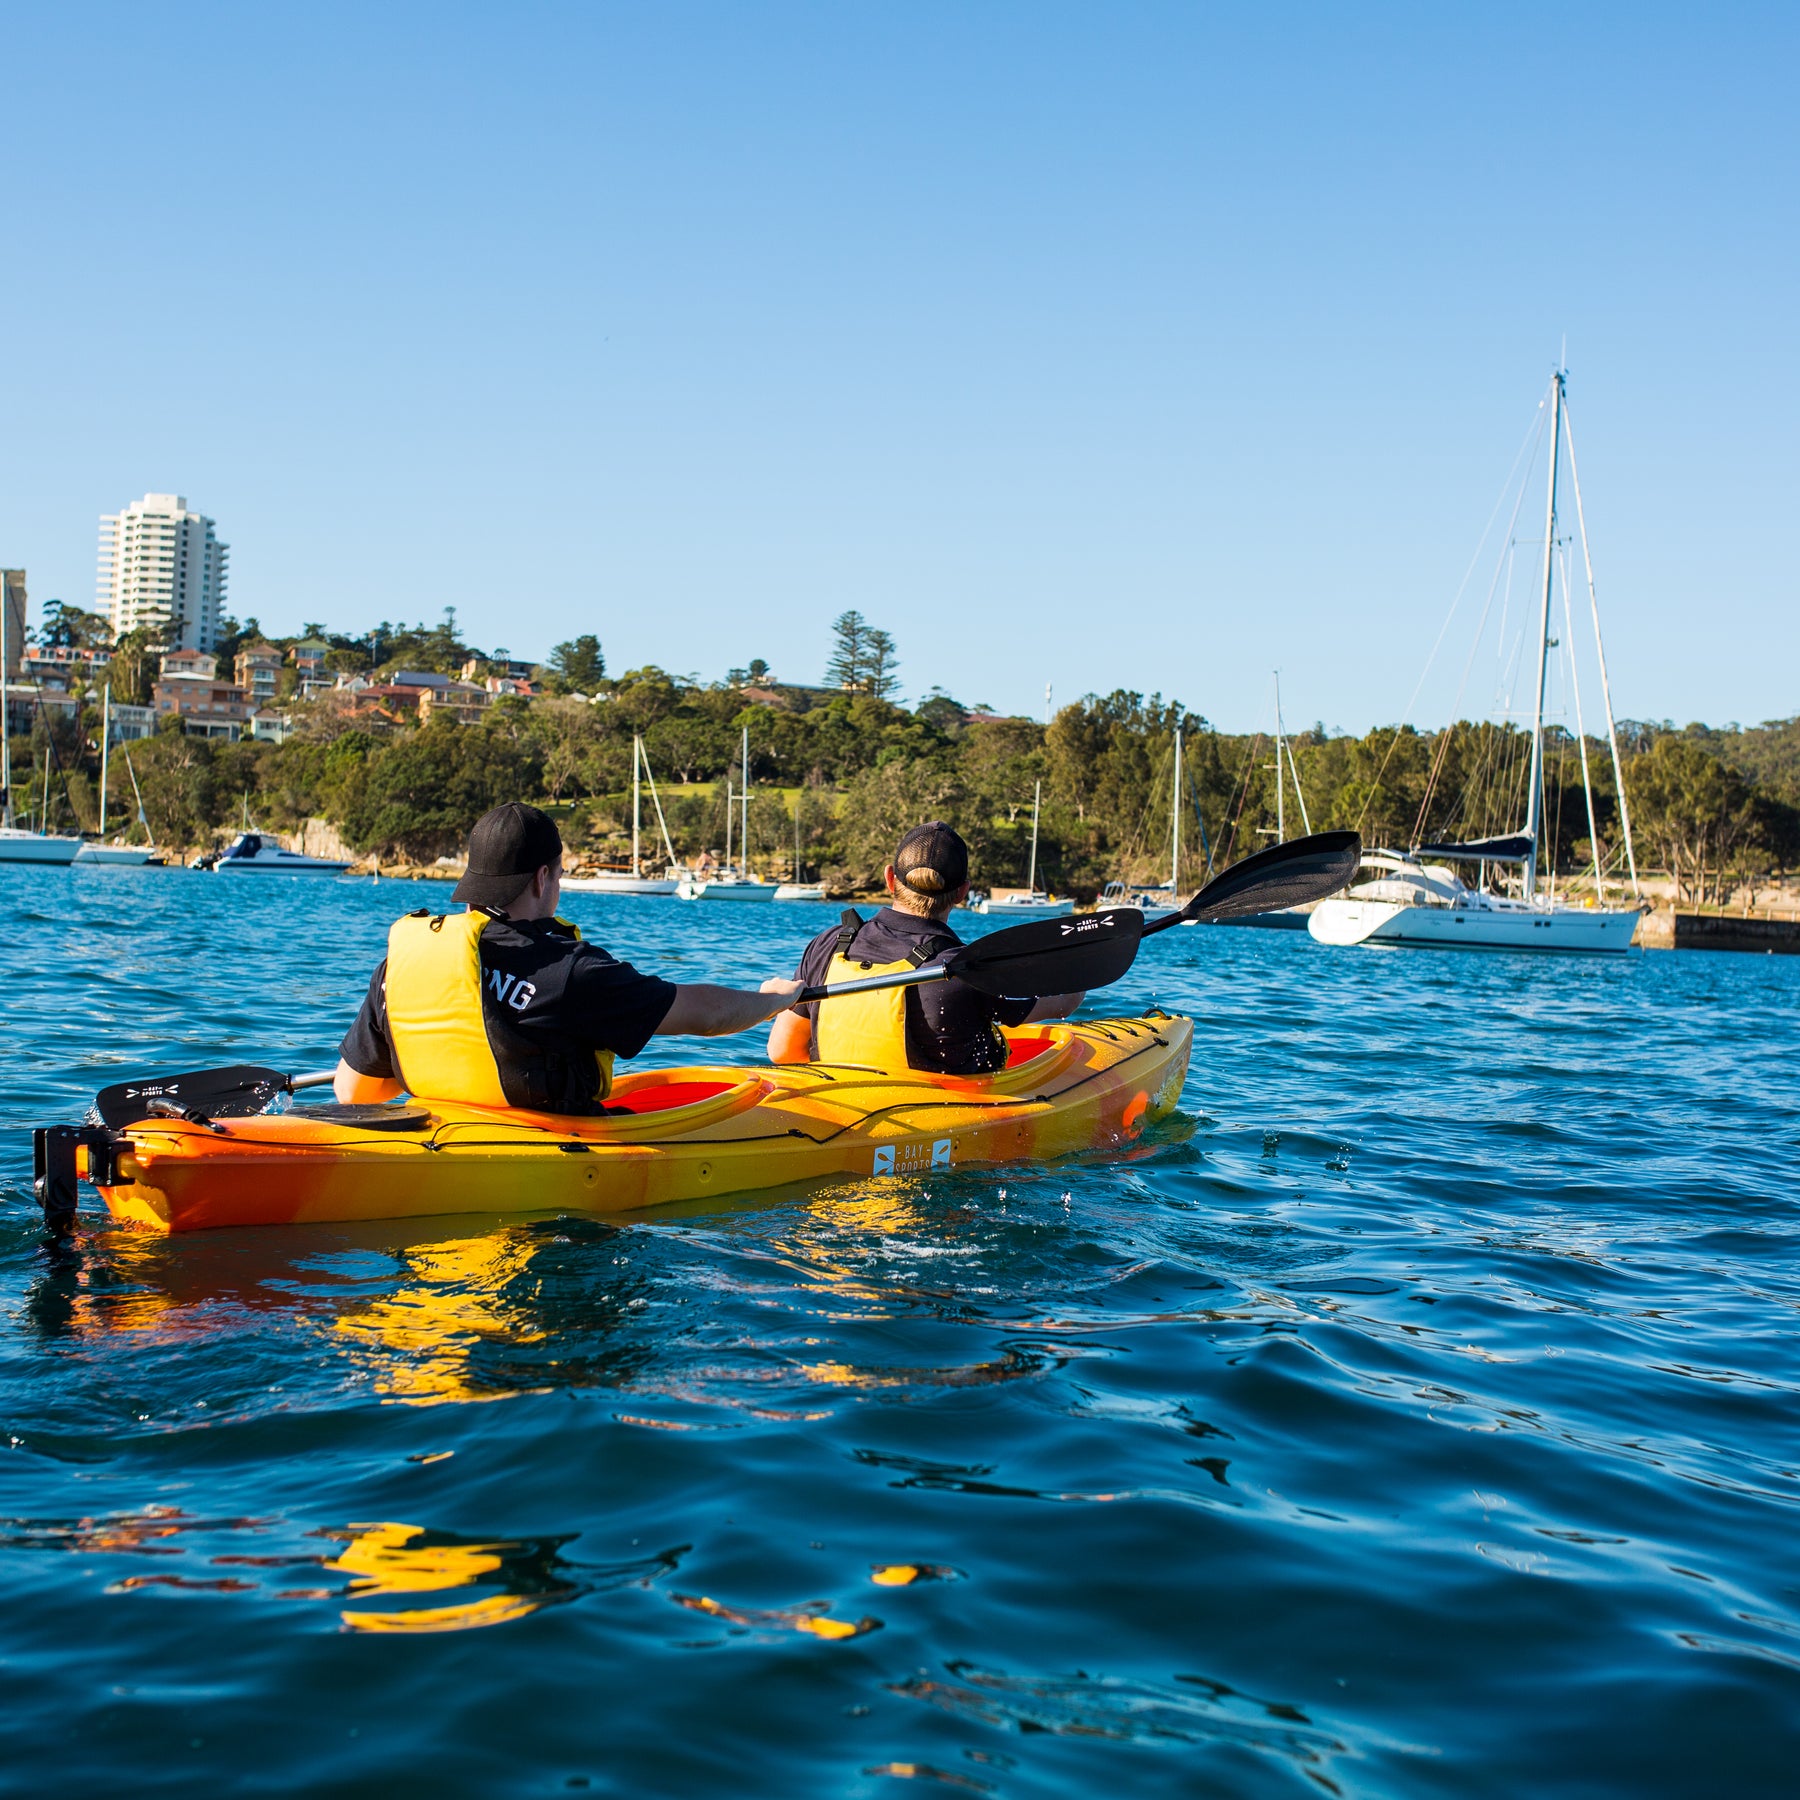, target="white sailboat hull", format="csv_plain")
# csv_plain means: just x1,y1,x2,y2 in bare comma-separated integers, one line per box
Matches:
970,895,1075,918
75,843,159,866
773,883,828,902
0,829,83,865
1309,897,1640,953
561,874,680,895
676,878,779,902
